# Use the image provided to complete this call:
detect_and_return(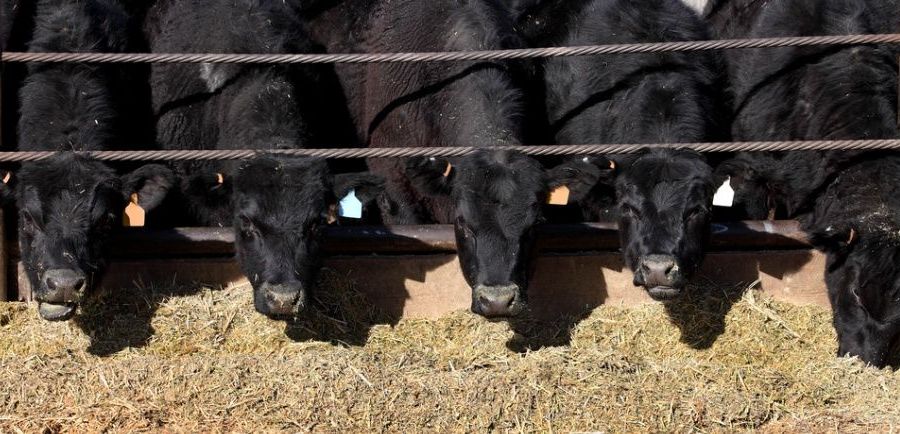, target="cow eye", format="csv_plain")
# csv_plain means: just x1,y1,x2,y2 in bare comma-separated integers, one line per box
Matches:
307,222,320,236
96,212,116,231
455,217,475,240
21,211,41,232
685,207,707,221
238,216,259,238
621,204,641,219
